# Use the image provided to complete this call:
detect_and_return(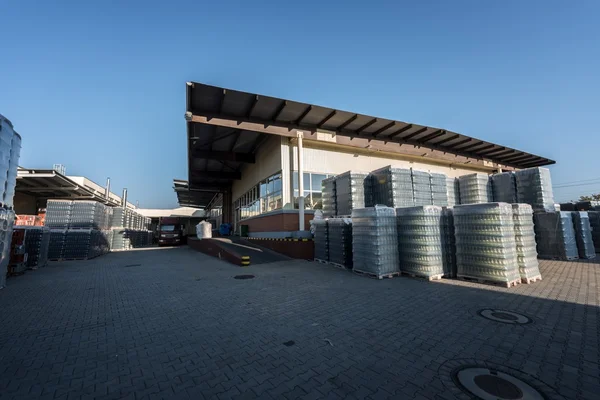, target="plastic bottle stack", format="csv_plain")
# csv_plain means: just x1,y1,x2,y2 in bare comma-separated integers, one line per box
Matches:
515,167,555,212
313,219,328,262
352,206,399,278
15,226,51,268
587,211,600,253
396,206,445,279
321,176,337,217
458,174,492,204
327,218,353,268
441,207,457,278
411,169,432,206
454,203,520,286
511,204,542,282
571,211,596,259
369,166,414,208
430,173,448,206
446,177,460,207
491,172,517,203
335,172,368,216
533,212,579,260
